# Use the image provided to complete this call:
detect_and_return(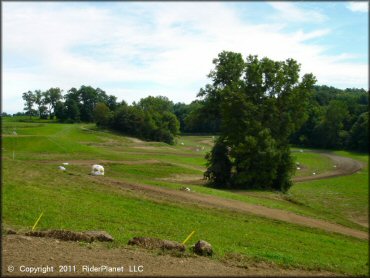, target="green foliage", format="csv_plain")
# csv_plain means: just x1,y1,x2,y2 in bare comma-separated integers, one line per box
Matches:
93,102,112,127
291,86,368,151
202,51,315,191
204,138,232,187
110,96,179,144
22,91,36,118
43,87,62,119
349,112,368,151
